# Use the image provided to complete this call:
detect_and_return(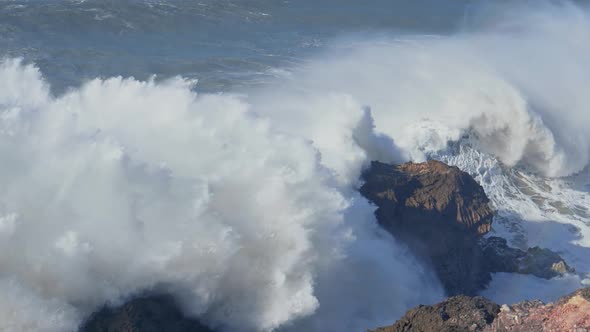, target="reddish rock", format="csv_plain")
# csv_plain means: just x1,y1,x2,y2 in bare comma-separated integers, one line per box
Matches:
370,288,590,332
489,288,590,332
